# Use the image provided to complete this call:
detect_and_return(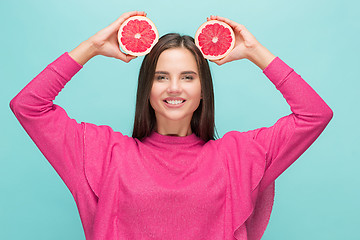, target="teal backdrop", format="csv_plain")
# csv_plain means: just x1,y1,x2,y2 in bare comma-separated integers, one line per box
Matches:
1,0,359,239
